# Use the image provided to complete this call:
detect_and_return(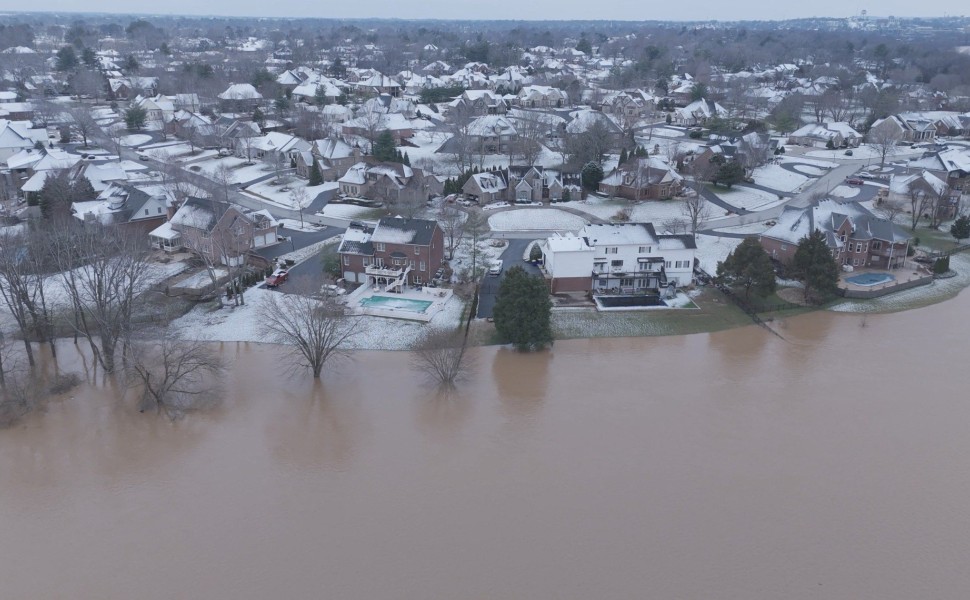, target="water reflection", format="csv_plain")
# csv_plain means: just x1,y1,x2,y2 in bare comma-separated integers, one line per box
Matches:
492,346,550,421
